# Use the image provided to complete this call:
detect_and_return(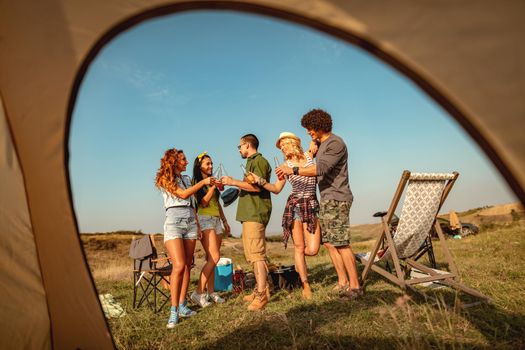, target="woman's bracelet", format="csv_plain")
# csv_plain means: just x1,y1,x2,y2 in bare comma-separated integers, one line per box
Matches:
257,177,267,186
